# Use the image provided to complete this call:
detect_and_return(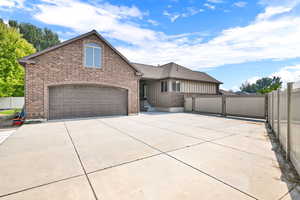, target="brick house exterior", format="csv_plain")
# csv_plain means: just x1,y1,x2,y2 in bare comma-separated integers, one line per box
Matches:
20,30,141,119
20,30,222,119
